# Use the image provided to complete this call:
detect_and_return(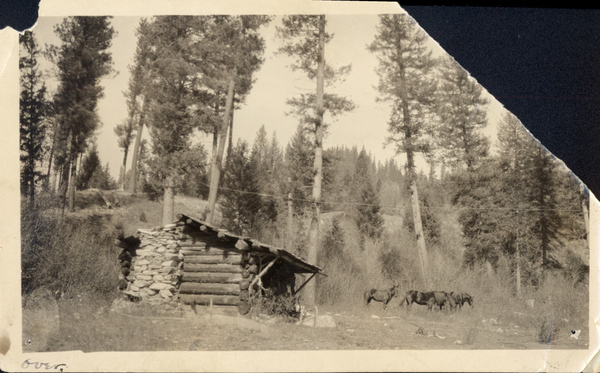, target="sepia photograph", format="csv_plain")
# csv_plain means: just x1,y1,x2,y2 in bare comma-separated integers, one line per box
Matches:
1,2,598,372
